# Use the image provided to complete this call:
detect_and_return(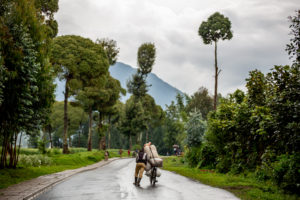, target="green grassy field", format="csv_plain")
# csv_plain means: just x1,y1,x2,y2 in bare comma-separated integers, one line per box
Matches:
162,156,299,200
0,148,129,189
